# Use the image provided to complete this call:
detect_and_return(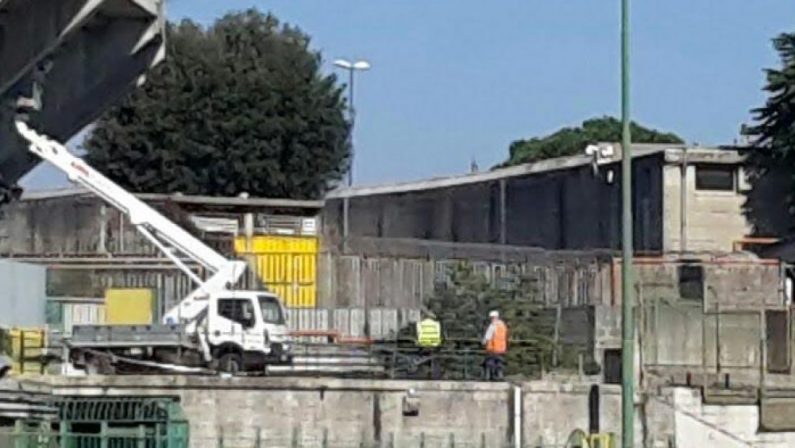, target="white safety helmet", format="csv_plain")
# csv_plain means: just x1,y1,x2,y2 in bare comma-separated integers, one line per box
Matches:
489,310,499,319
